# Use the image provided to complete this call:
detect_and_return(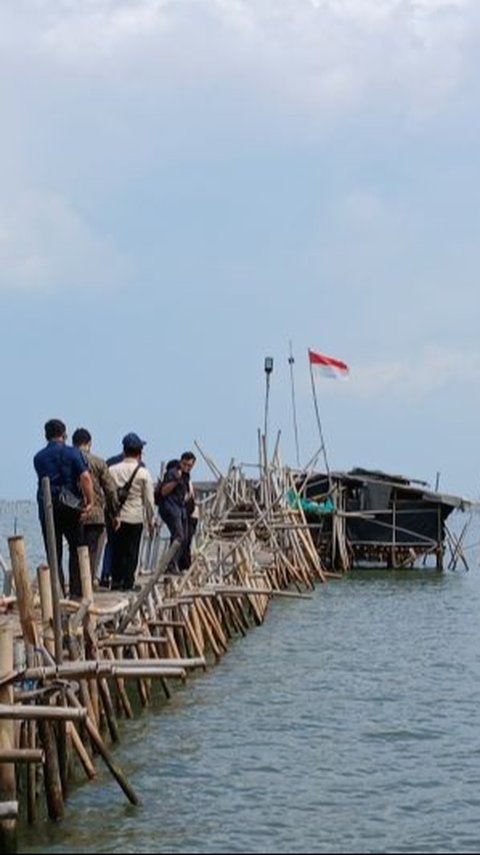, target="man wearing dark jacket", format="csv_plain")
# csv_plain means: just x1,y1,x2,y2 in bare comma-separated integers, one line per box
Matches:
34,418,93,596
156,452,196,573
